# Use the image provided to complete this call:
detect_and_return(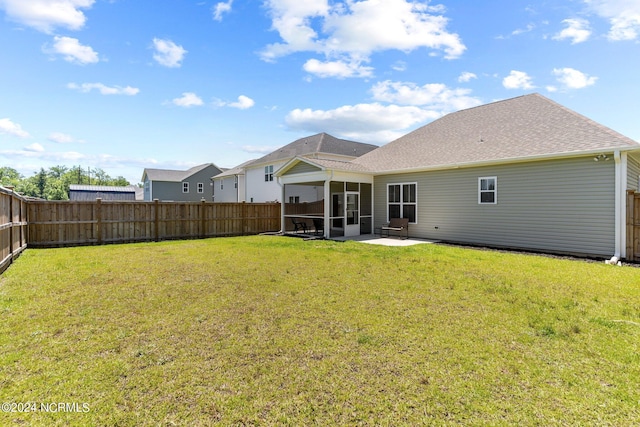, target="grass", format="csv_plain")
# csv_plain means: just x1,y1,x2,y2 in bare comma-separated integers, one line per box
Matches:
1,235,639,426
